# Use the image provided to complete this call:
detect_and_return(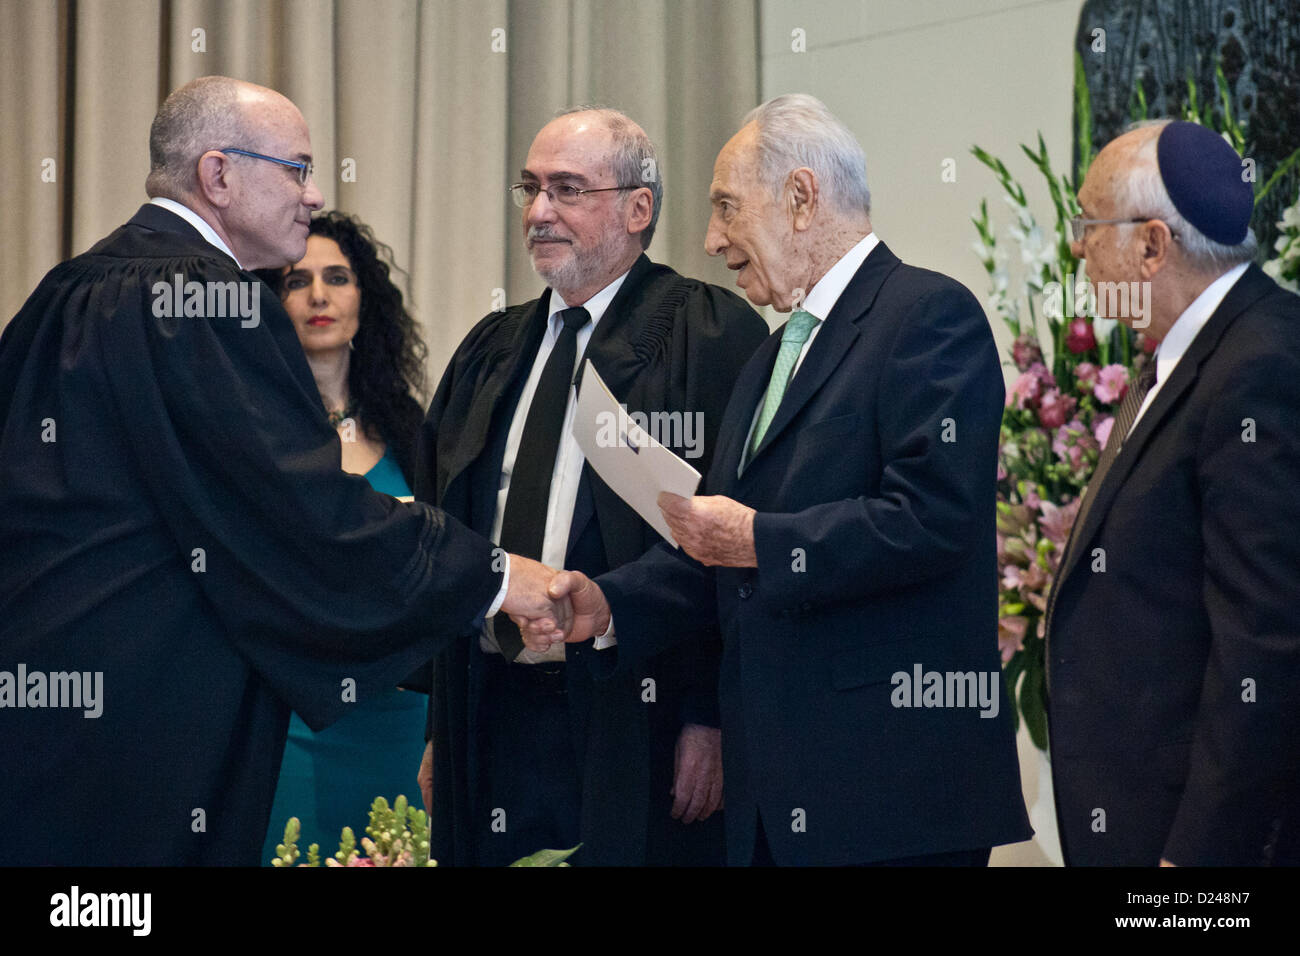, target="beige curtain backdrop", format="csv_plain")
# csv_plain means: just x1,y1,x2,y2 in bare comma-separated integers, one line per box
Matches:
0,0,760,386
